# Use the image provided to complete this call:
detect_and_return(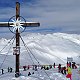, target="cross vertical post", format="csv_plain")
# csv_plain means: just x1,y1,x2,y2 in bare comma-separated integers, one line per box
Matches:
15,2,20,77
0,1,40,78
